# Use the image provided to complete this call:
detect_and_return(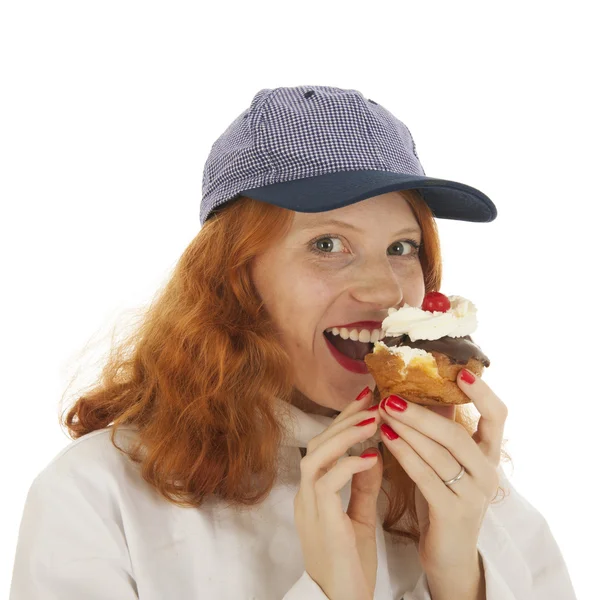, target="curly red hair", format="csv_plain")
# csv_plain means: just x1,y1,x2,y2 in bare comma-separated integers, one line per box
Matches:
60,189,511,543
